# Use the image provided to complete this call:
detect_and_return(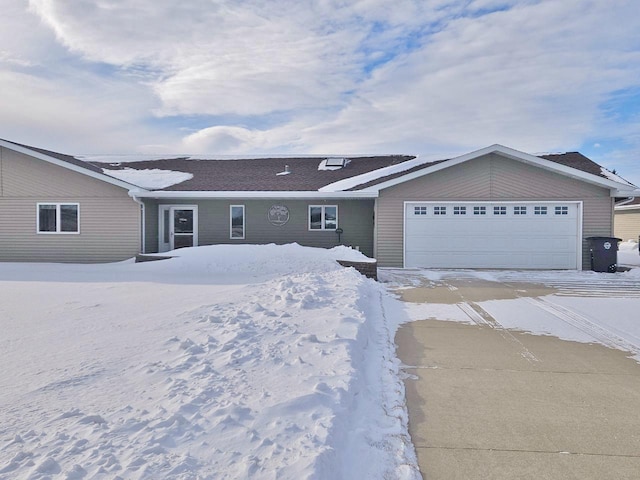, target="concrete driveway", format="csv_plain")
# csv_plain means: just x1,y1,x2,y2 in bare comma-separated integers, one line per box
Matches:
388,271,640,480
